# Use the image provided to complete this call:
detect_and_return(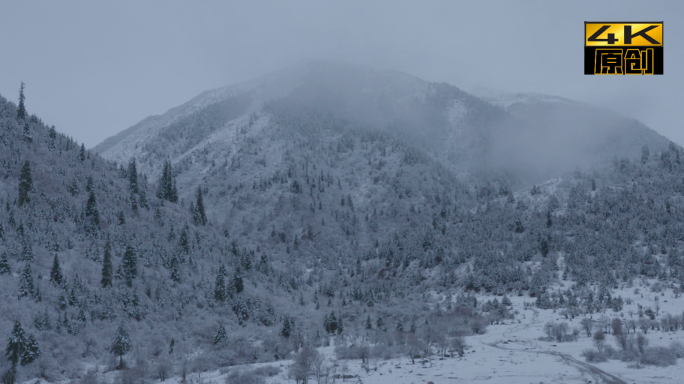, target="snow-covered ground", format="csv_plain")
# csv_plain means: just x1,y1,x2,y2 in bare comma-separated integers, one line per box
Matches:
34,283,682,384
